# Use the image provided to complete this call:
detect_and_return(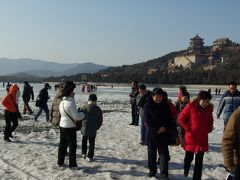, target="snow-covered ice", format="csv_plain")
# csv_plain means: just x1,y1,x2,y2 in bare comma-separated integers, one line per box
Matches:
0,83,228,179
